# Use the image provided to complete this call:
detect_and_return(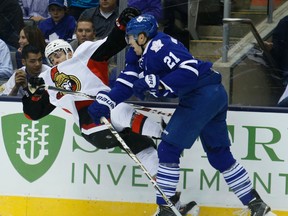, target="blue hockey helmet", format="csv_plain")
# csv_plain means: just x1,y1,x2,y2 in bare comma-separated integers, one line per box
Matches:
126,14,158,39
